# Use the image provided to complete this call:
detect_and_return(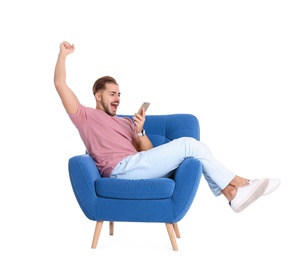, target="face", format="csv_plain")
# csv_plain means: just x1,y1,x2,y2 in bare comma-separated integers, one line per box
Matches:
95,83,121,116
